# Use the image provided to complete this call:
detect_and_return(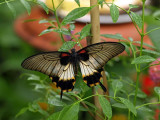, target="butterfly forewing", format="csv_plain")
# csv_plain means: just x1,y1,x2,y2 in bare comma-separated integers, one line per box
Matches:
21,52,76,98
77,42,125,91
